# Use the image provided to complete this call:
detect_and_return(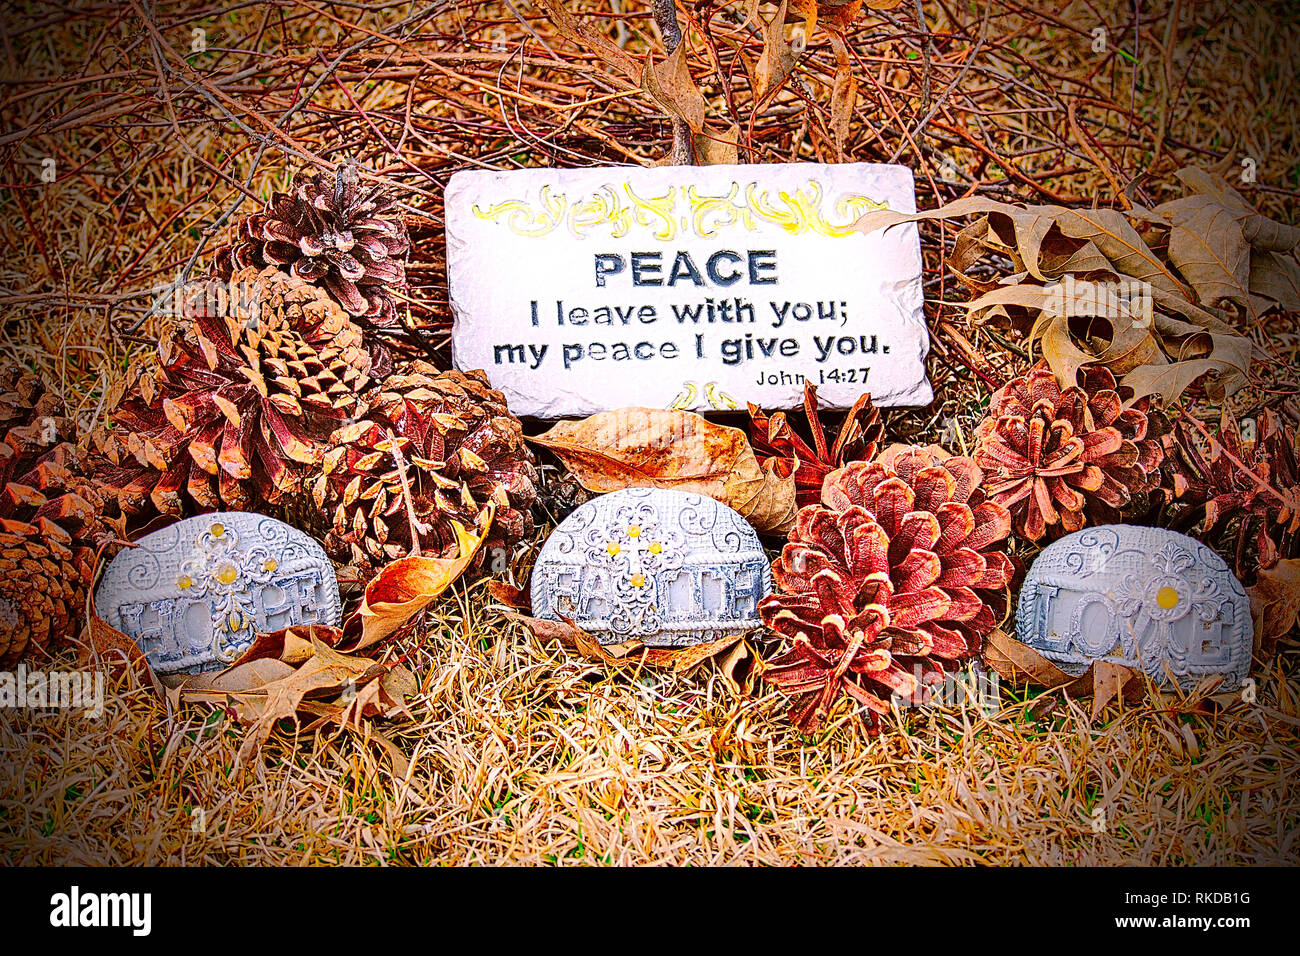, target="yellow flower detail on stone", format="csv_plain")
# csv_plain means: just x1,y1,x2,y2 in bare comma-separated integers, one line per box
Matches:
1157,586,1179,610
630,574,646,588
216,564,239,585
606,542,620,556
649,542,663,555
263,558,278,572
210,523,225,538
177,575,193,590
627,525,641,537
